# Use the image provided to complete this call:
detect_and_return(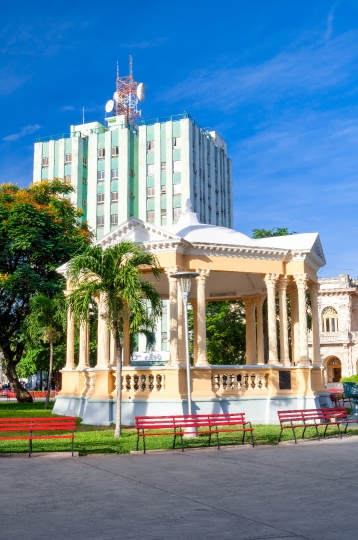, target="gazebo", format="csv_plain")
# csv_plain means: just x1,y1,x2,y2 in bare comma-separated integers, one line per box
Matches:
54,202,329,425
